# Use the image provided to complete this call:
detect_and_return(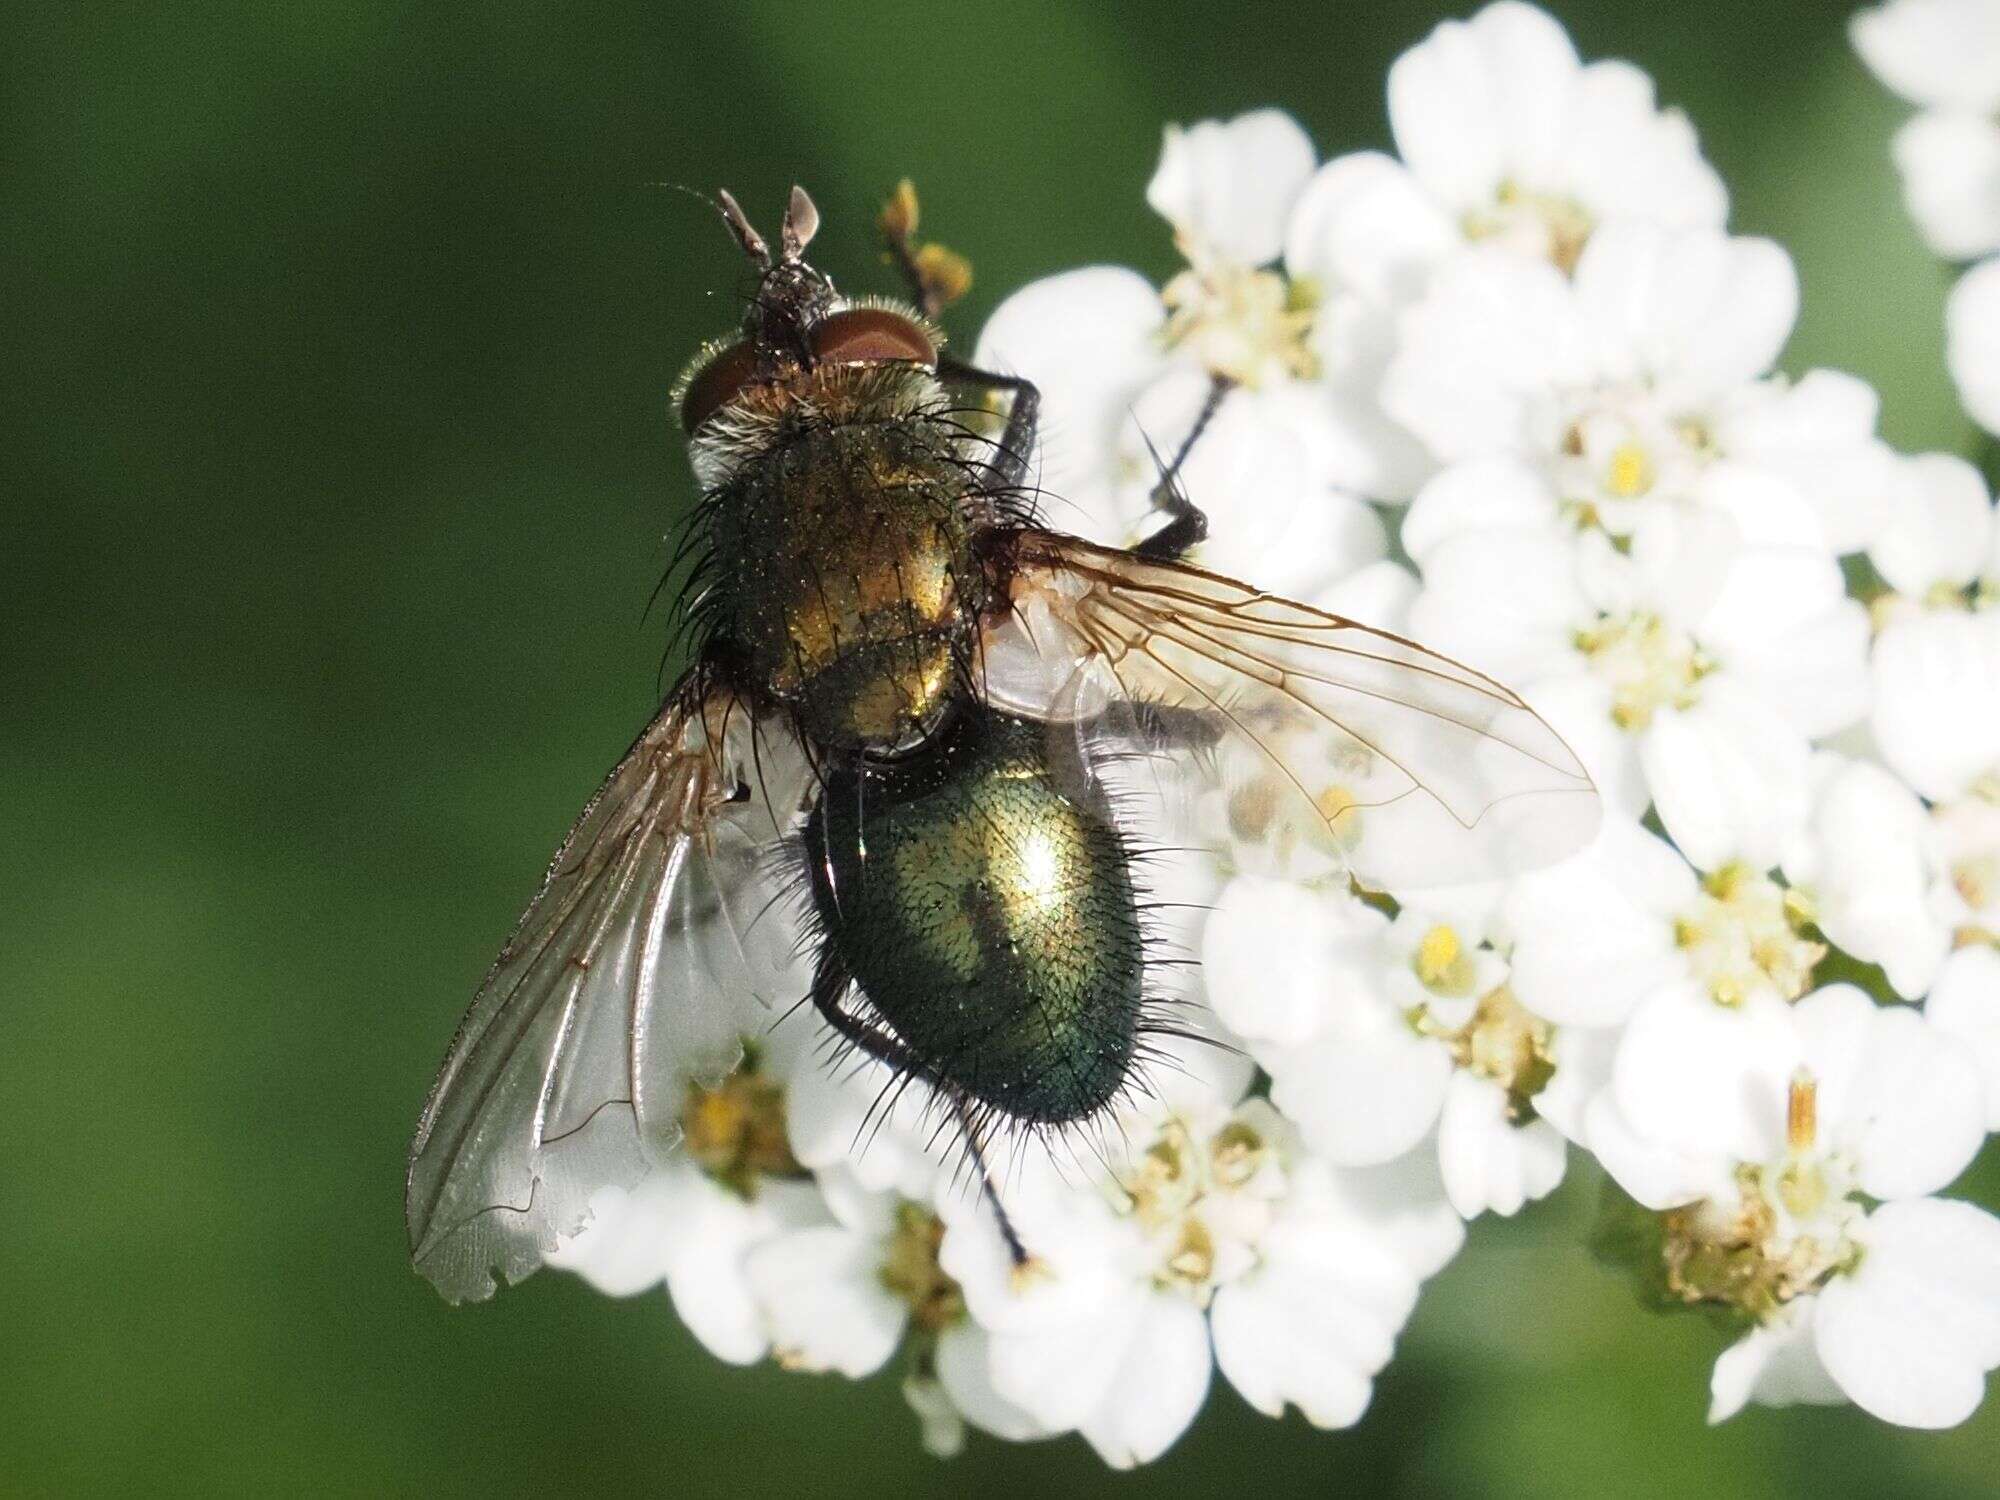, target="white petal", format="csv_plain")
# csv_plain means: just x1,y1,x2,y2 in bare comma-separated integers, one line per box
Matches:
1309,1152,1467,1279
1382,246,1593,463
1400,456,1561,565
938,1173,1129,1336
1268,1008,1455,1166
1948,256,2000,436
1533,1024,1618,1144
1558,59,1727,229
1065,1295,1212,1468
1387,1,1580,214
1406,524,1588,685
1174,397,1388,597
1572,223,1798,397
1501,814,1693,1027
933,1323,1053,1442
1852,0,2000,111
1612,984,1799,1164
1872,609,2000,800
1641,681,1812,873
666,1177,829,1366
743,1222,907,1378
1211,1273,1378,1429
1586,1090,1736,1210
1284,150,1458,305
1147,109,1316,267
1795,985,1986,1199
1696,559,1870,742
1926,945,2000,1128
1713,370,1896,555
1871,451,1995,594
1817,1197,2000,1427
1790,757,1949,999
1203,877,1386,1047
1435,1071,1566,1218
1521,671,1651,821
1708,1304,1844,1422
1892,111,2000,261
974,266,1166,520
1209,1164,1426,1434
785,1049,950,1200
